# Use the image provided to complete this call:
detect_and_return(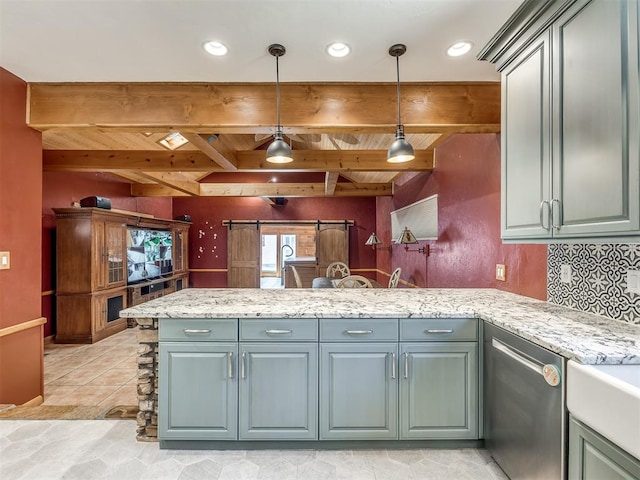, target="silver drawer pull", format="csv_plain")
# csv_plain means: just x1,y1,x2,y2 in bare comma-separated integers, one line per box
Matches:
265,329,293,335
403,352,409,379
227,352,234,379
183,329,211,335
345,329,373,335
391,352,396,379
241,352,246,379
425,329,453,334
